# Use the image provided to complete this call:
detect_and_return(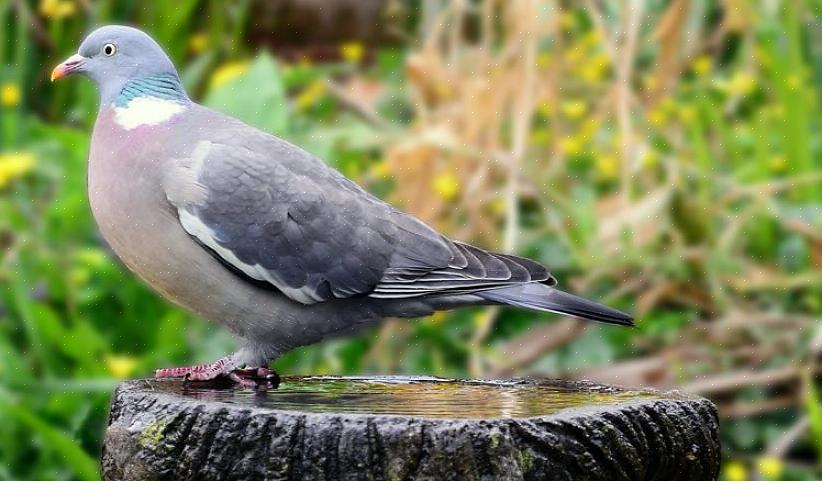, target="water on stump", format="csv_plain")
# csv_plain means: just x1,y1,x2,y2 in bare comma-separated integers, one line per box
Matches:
102,376,720,481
